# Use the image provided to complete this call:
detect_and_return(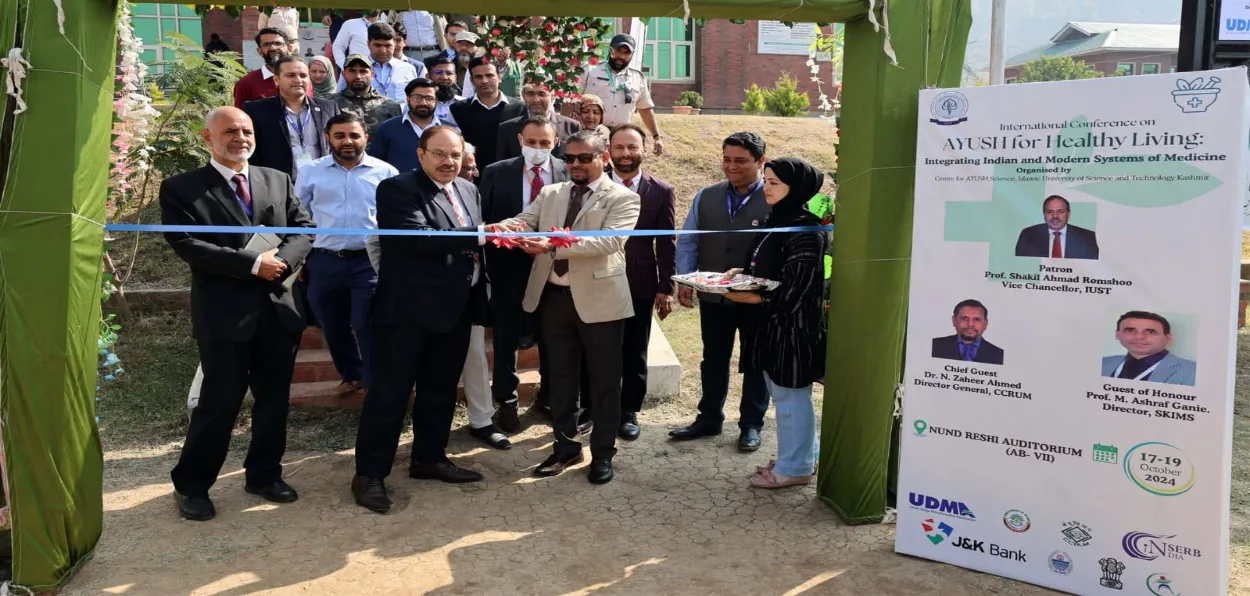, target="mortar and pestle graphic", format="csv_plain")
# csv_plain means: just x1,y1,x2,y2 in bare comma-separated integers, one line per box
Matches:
1172,76,1222,113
